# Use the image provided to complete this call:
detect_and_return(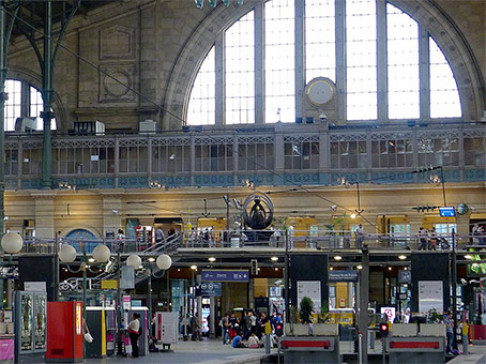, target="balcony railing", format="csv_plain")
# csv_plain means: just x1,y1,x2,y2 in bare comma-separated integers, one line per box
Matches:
4,121,485,190
8,230,485,256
